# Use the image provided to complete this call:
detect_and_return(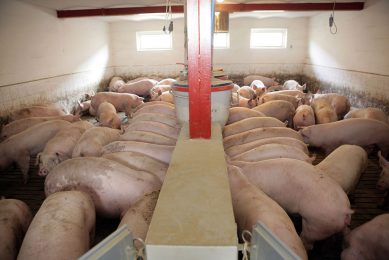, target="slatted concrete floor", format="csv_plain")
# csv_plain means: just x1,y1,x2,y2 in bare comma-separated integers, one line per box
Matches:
0,150,388,258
